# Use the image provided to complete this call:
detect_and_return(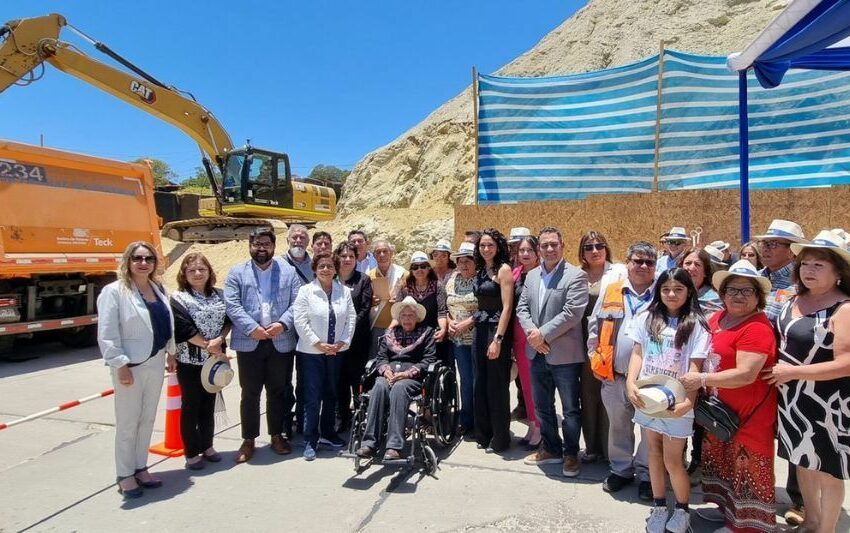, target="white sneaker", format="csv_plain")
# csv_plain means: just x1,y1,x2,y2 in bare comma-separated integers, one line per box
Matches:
645,506,668,533
665,508,691,533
